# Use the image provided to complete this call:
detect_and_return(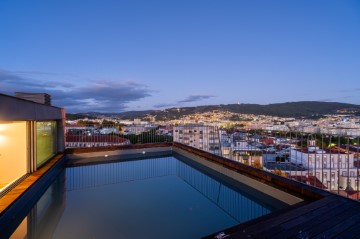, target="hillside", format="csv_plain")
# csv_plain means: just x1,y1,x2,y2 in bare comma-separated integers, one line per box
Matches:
68,101,360,120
